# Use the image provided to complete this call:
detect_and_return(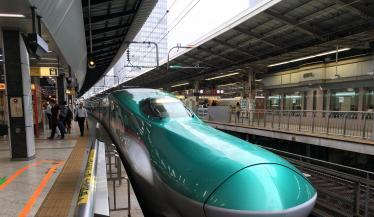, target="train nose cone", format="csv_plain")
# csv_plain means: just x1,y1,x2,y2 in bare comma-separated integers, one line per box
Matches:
204,164,317,217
